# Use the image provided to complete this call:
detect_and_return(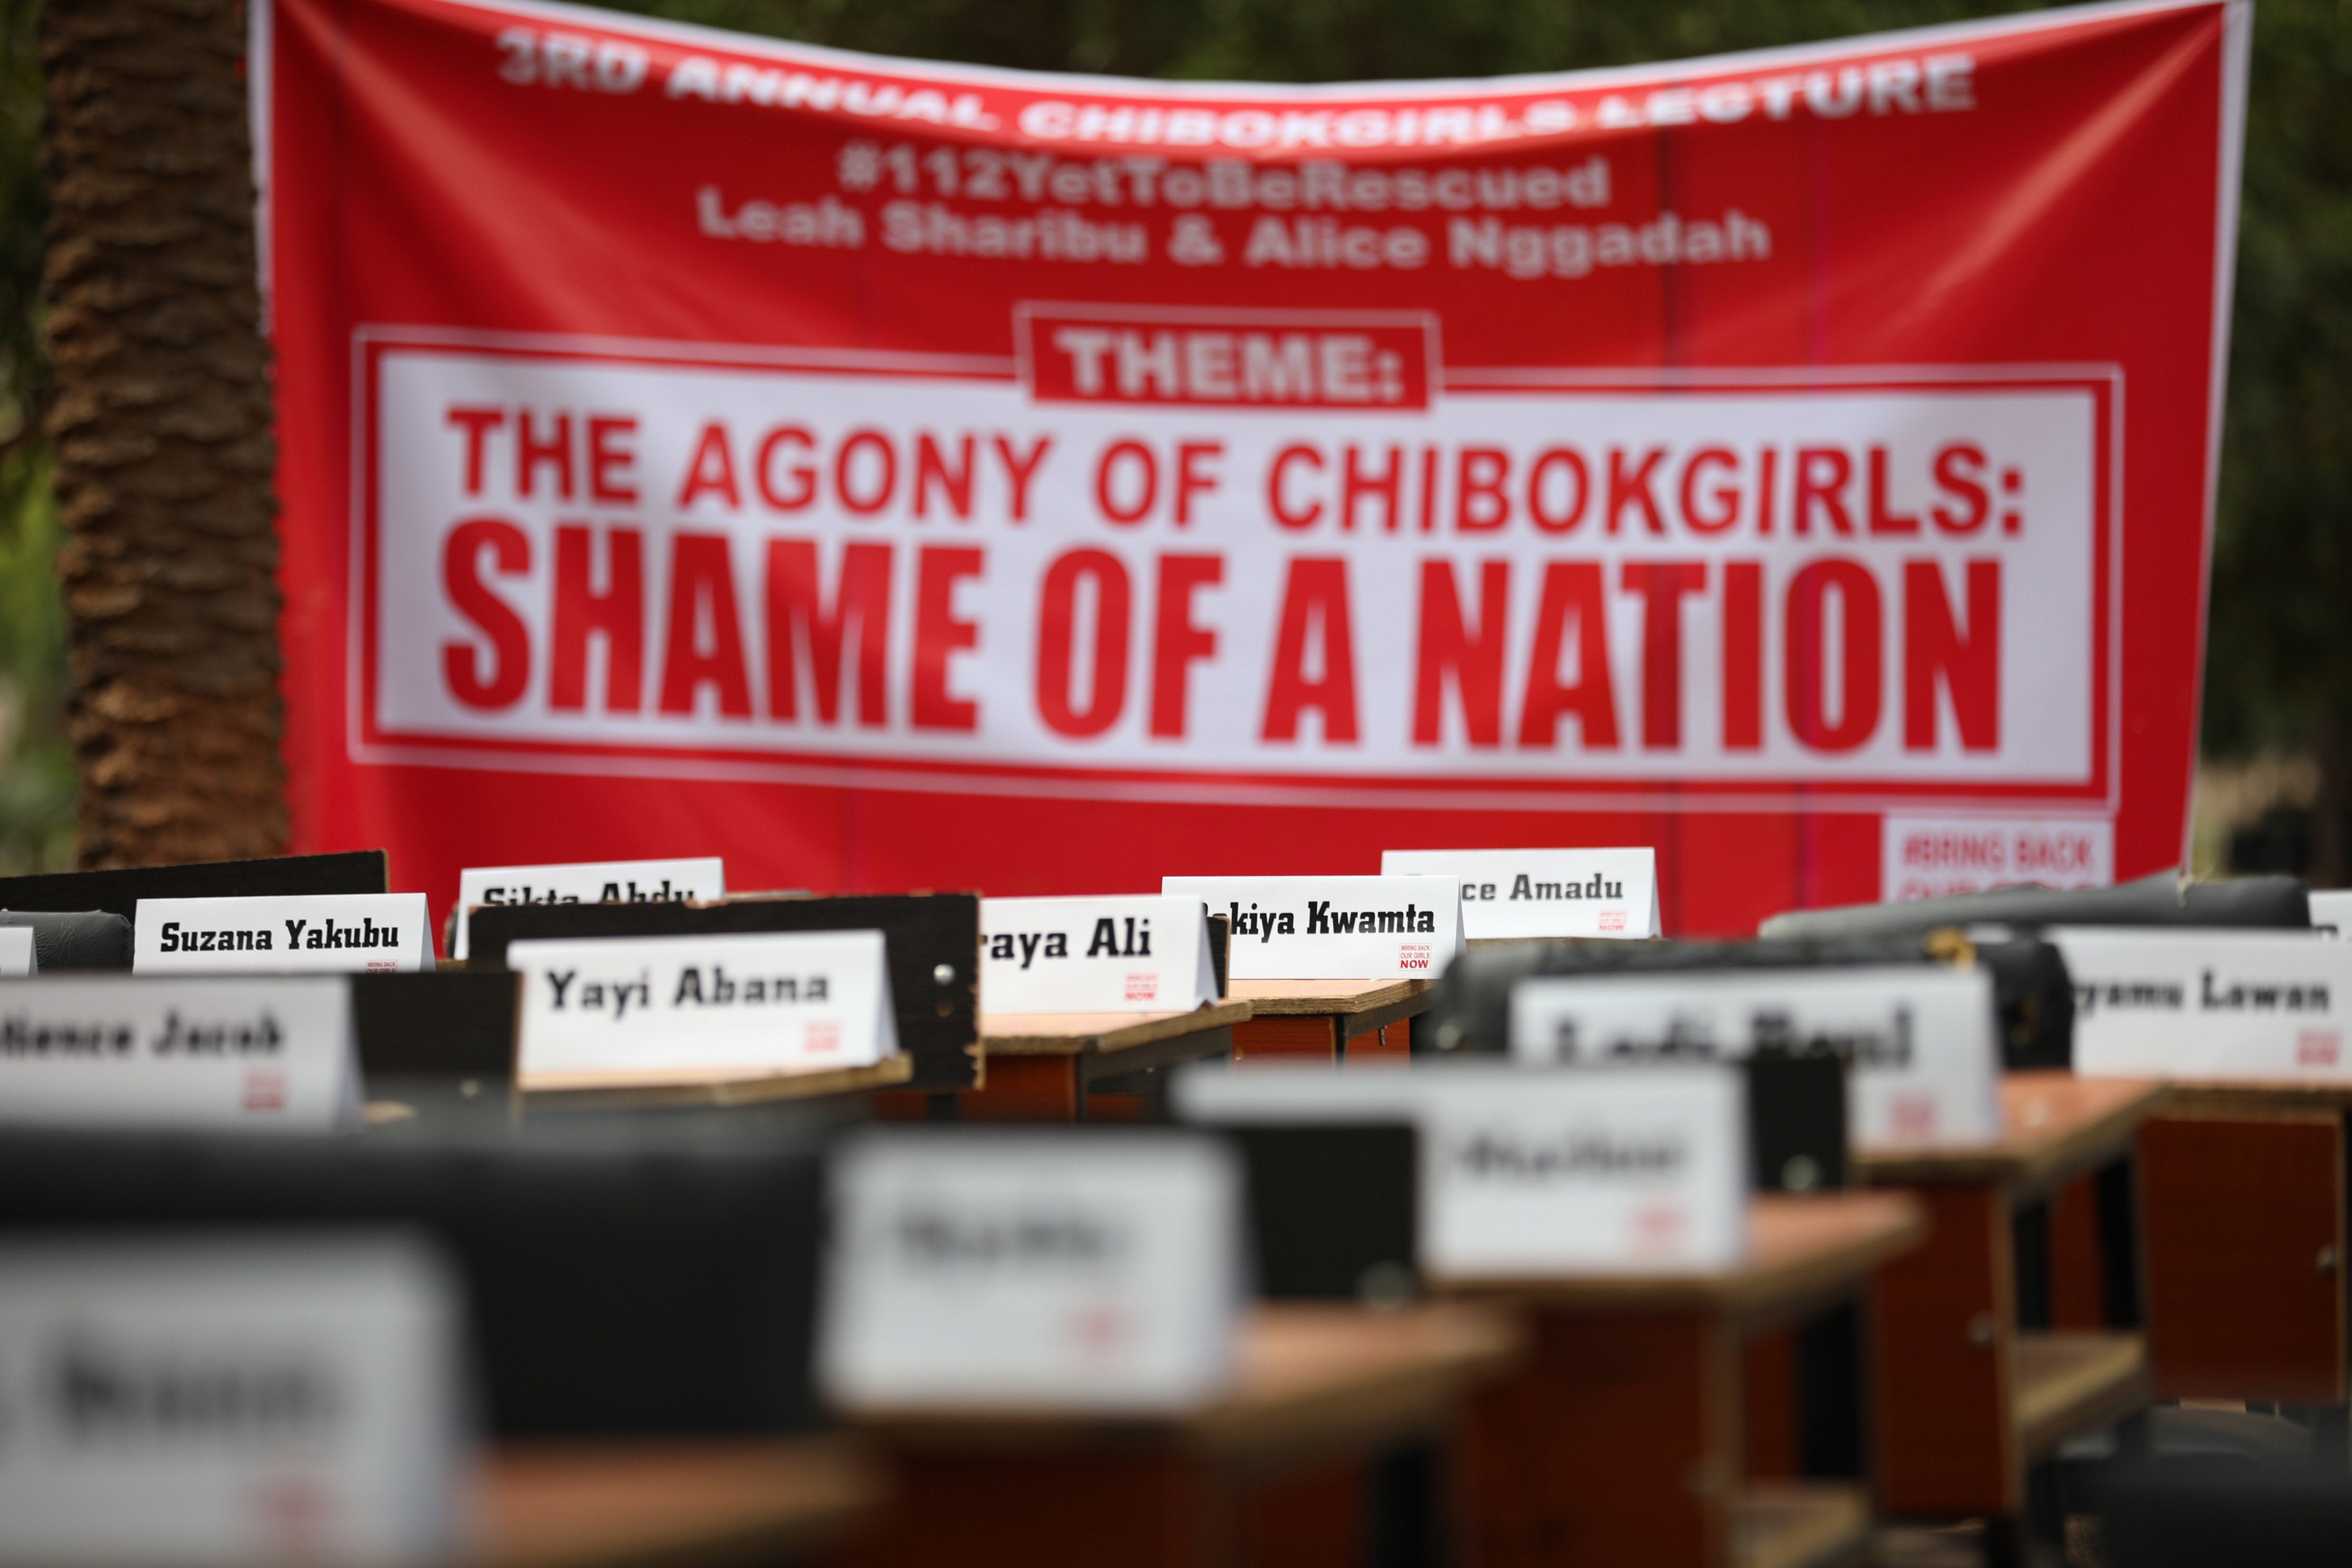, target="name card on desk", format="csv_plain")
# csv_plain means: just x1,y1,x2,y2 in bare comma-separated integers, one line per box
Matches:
0,976,360,1131
1510,966,2003,1146
1160,876,1463,980
452,856,726,959
819,1130,1245,1414
0,926,32,974
1381,848,1659,940
511,928,896,1086
0,1234,467,1565
135,894,434,974
981,896,1219,1014
1175,1062,1746,1278
2312,889,2352,936
2050,927,2352,1080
